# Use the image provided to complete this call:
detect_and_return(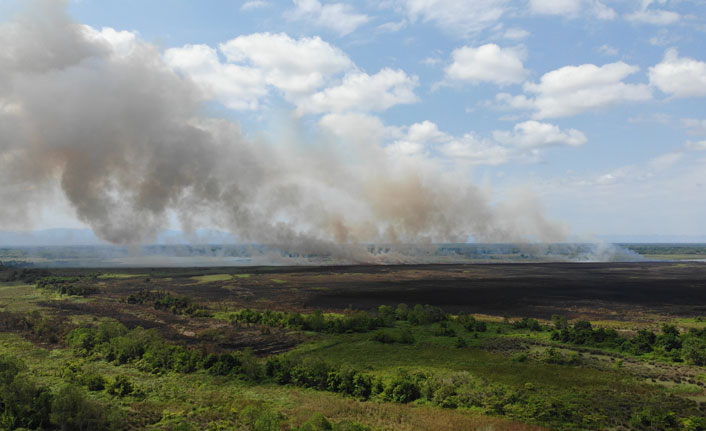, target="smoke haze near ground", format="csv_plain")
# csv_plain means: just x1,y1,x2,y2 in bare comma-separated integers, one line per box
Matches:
0,1,572,263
